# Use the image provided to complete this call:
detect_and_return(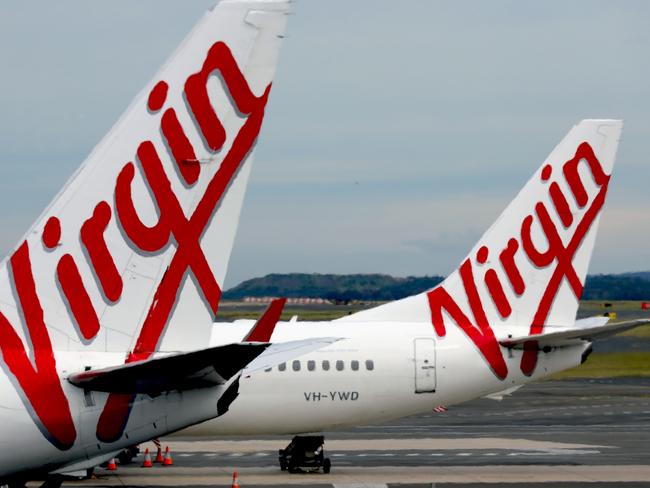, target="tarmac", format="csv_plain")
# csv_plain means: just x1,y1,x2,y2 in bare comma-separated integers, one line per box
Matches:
64,377,650,487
